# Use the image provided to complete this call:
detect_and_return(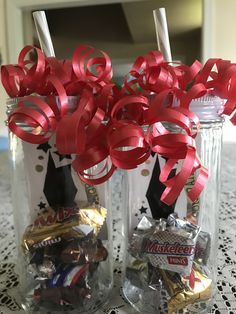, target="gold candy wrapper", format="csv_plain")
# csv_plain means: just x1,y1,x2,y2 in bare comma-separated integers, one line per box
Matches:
159,266,212,314
129,259,147,272
126,258,148,289
23,205,107,251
